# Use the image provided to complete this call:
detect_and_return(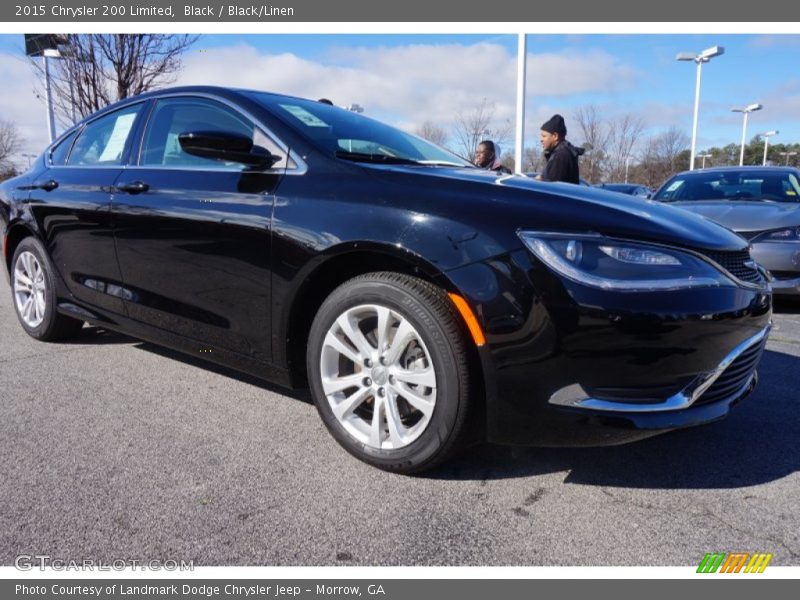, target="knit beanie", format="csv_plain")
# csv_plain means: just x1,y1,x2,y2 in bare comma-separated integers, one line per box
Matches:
541,114,567,137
